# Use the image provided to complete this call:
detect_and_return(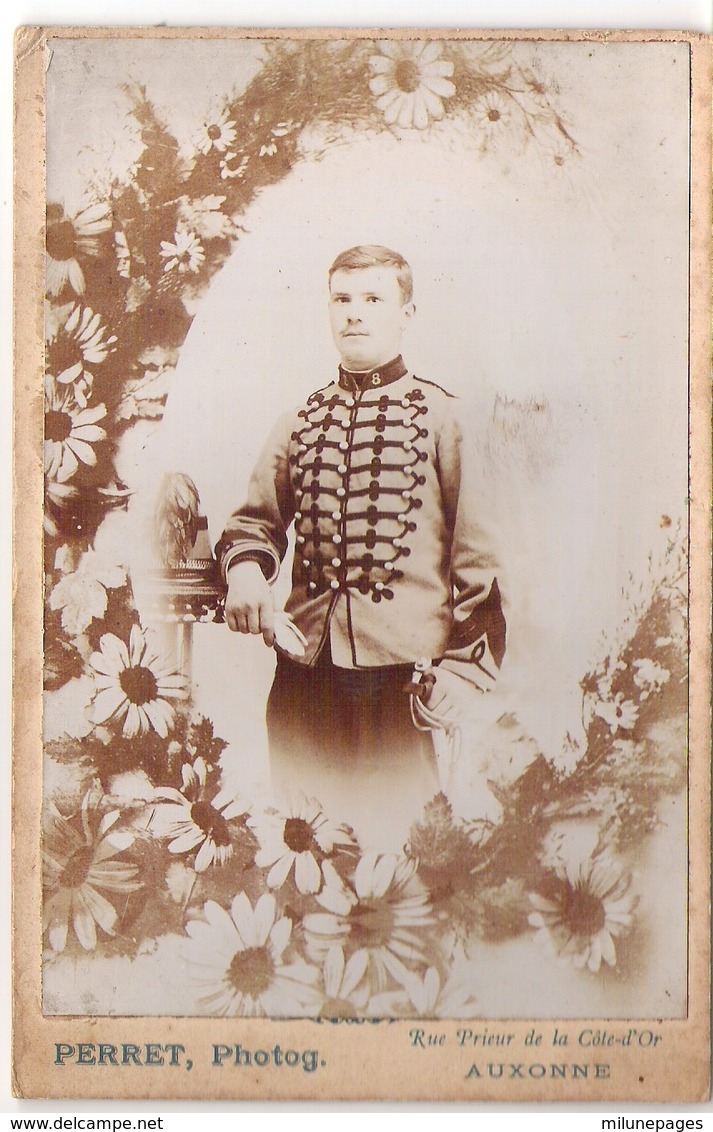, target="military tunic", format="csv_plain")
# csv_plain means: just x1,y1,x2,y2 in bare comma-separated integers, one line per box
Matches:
216,355,505,684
